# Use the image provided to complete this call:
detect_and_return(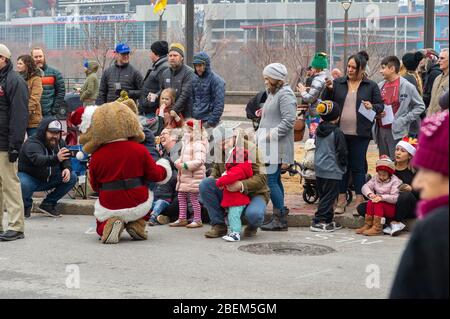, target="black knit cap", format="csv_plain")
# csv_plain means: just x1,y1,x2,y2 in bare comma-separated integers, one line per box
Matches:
316,100,341,122
402,51,424,71
150,40,169,57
